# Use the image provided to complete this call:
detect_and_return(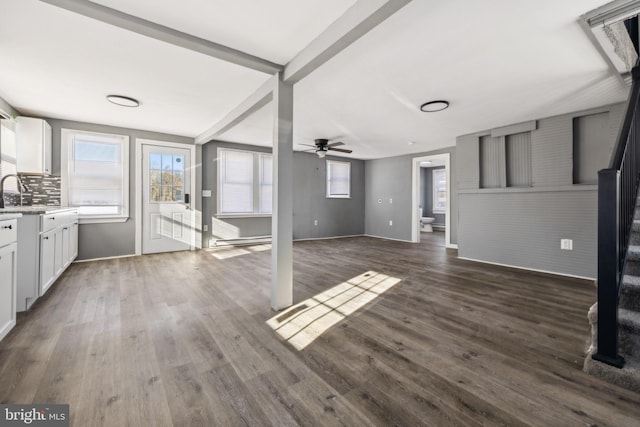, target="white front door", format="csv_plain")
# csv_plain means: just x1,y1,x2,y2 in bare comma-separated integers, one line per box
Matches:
142,144,193,254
